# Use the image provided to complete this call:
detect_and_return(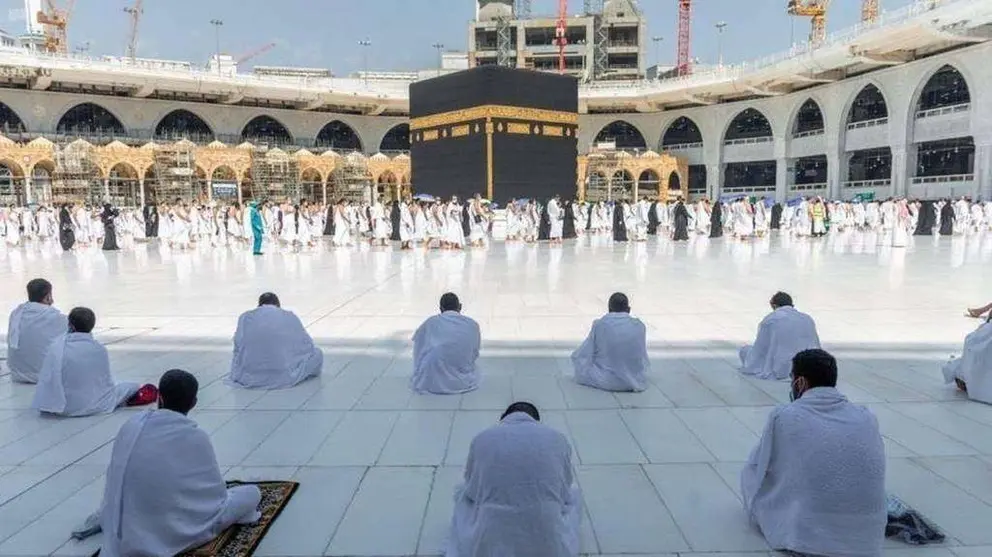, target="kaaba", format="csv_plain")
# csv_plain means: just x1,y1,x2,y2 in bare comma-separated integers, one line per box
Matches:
409,65,579,204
